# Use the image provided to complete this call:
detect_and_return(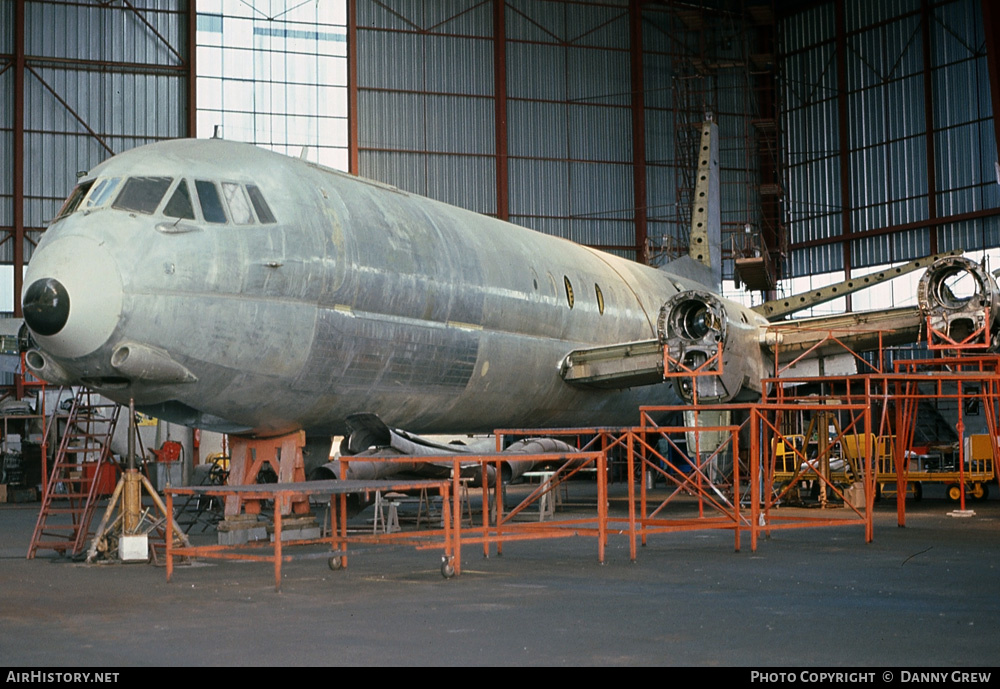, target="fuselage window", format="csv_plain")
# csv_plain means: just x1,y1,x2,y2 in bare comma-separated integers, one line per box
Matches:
595,284,605,315
82,177,122,210
564,275,575,309
55,180,95,219
195,180,227,223
246,184,277,224
223,182,253,224
163,180,195,220
112,176,173,214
